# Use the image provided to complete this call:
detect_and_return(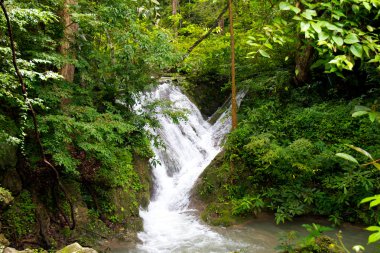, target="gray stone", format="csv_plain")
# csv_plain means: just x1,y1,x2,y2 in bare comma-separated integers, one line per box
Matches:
56,243,97,253
3,247,34,253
